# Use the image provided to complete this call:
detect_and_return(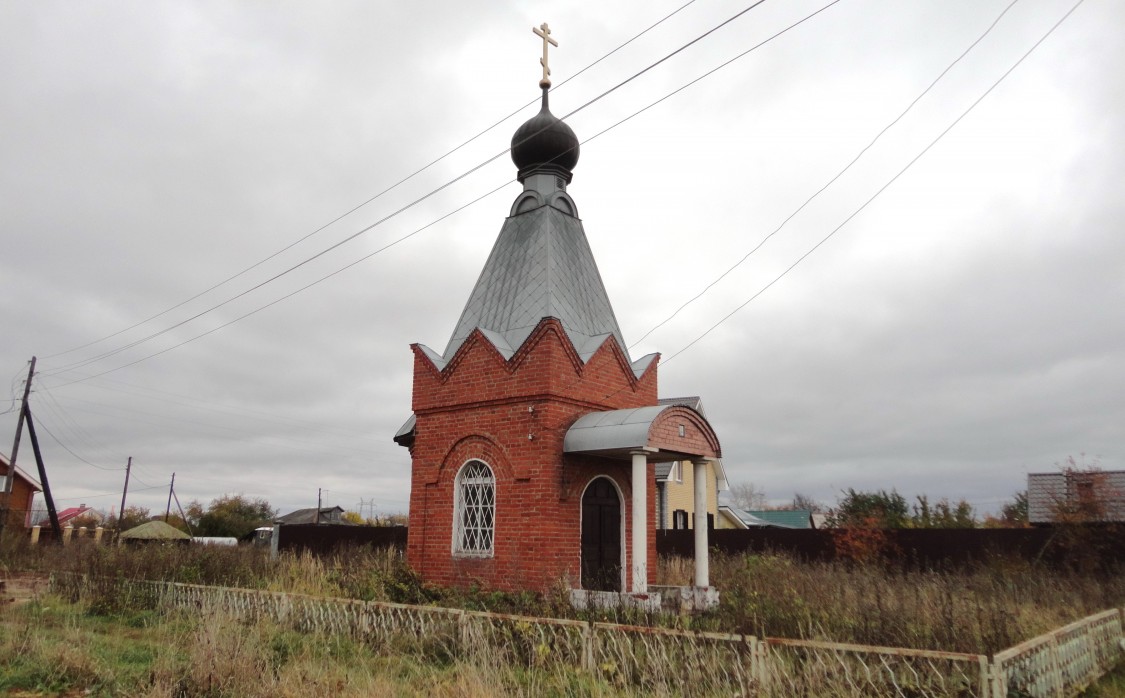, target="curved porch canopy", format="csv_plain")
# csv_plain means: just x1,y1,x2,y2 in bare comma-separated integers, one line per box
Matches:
565,404,724,594
563,405,725,487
